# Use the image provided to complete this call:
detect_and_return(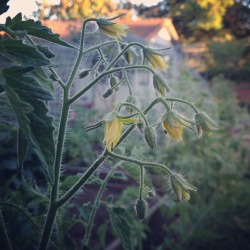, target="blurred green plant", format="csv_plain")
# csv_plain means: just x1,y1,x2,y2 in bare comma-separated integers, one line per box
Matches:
204,39,250,81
